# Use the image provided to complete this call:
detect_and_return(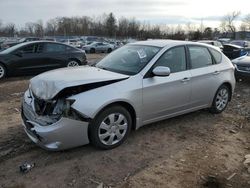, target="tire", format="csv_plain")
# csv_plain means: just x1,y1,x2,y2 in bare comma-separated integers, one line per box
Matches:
0,63,6,79
209,85,230,114
89,105,132,150
67,60,80,67
90,48,95,53
107,48,112,53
